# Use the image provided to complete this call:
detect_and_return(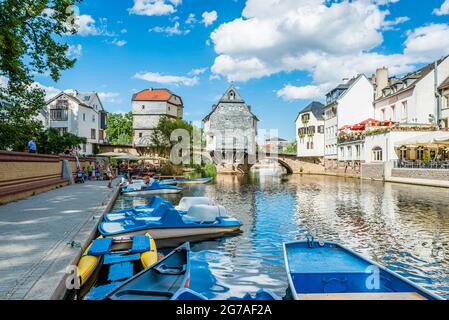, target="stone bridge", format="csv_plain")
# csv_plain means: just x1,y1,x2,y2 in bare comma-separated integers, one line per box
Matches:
198,150,325,175
265,154,325,175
